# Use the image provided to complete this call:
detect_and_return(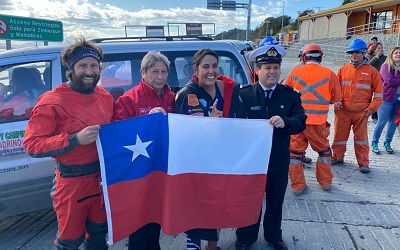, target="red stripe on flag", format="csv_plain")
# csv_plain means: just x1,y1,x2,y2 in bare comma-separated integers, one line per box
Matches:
106,171,266,243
